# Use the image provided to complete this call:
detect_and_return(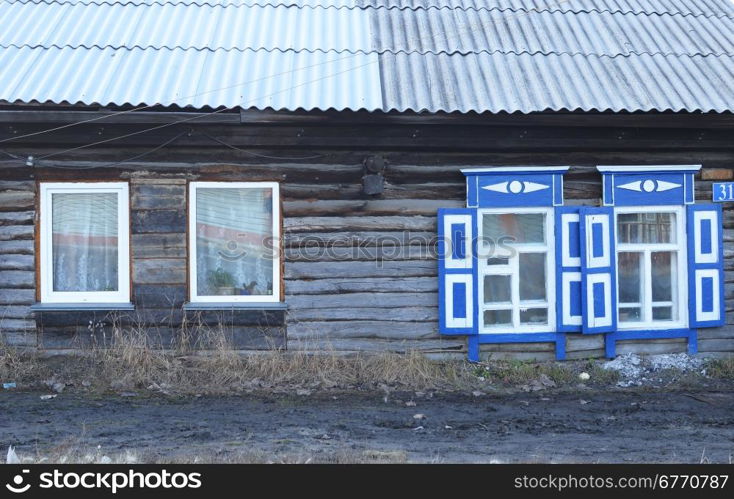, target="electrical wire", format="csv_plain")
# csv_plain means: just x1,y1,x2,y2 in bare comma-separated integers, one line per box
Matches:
0,0,567,149
35,130,189,169
198,131,324,160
